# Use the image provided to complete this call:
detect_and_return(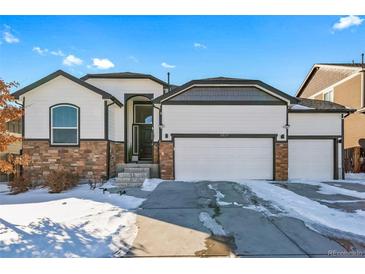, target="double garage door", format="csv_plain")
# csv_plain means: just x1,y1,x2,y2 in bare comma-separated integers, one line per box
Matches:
175,137,274,181
174,137,336,181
